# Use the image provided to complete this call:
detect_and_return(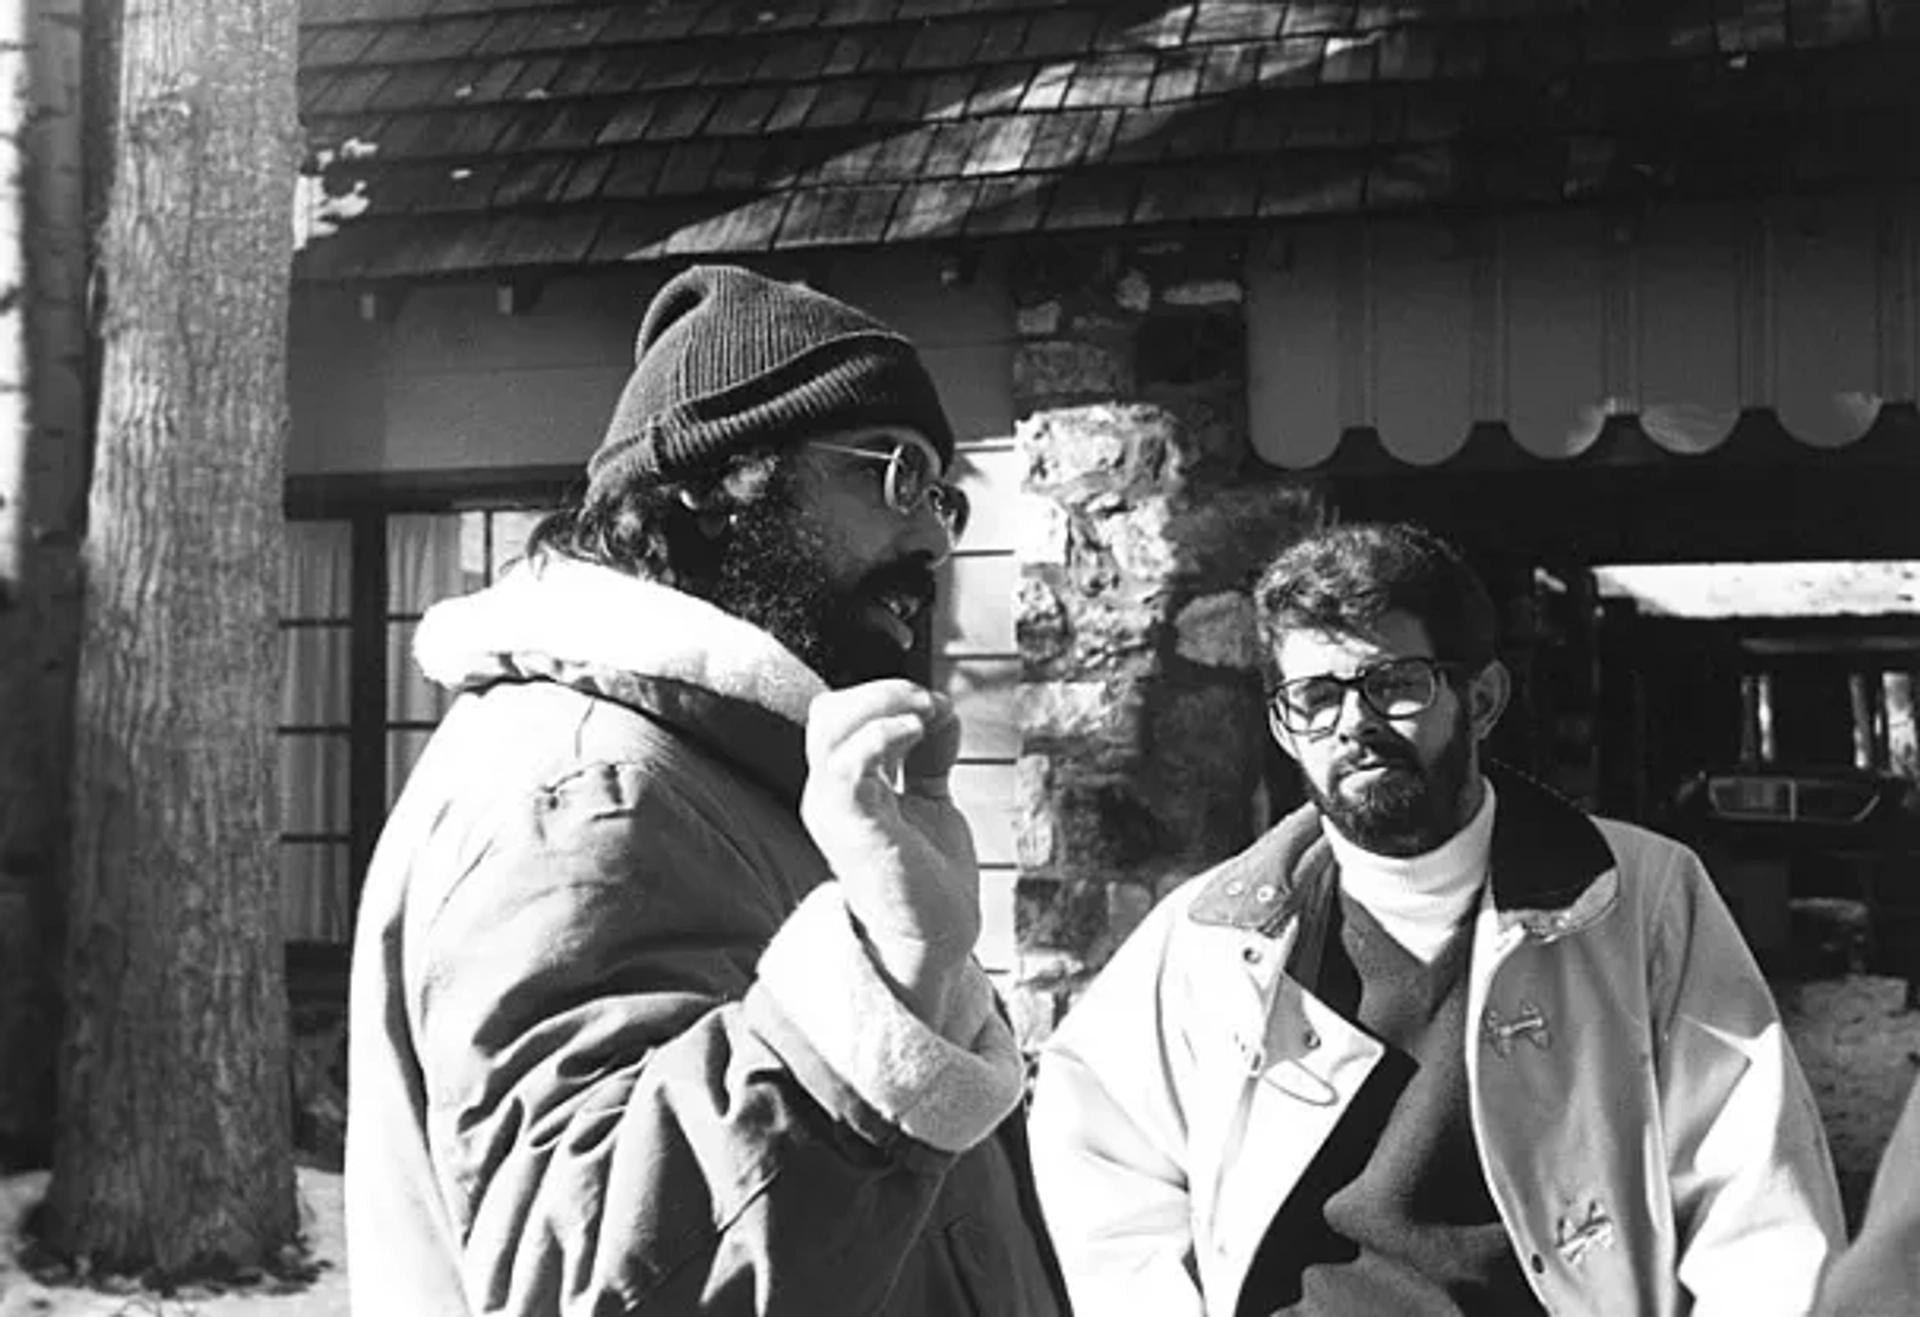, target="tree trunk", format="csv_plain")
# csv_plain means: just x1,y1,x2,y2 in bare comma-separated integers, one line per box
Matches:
43,0,300,1276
